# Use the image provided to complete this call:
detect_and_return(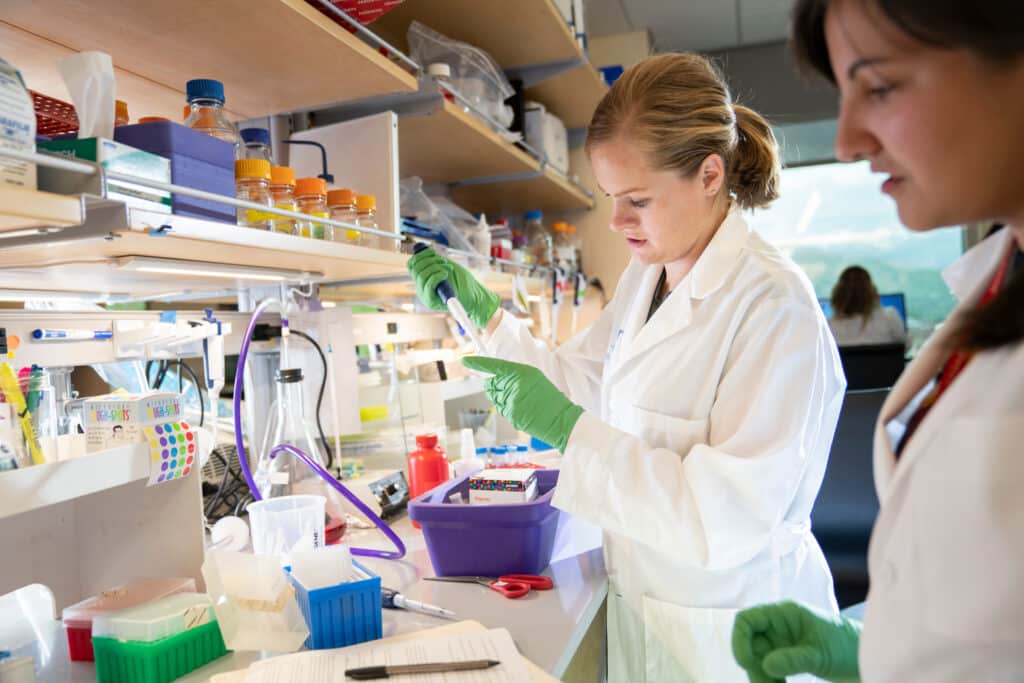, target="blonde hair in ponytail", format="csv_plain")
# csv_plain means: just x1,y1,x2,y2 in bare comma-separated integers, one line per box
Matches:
585,53,781,209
